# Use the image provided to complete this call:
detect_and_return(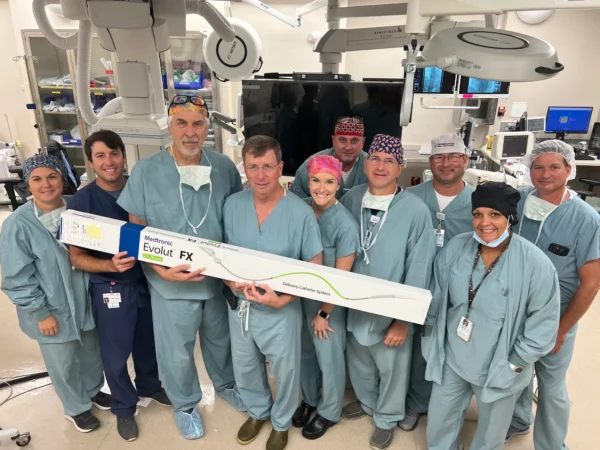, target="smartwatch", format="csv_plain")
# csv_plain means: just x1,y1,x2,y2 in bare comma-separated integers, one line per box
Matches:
318,309,330,320
509,363,523,373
